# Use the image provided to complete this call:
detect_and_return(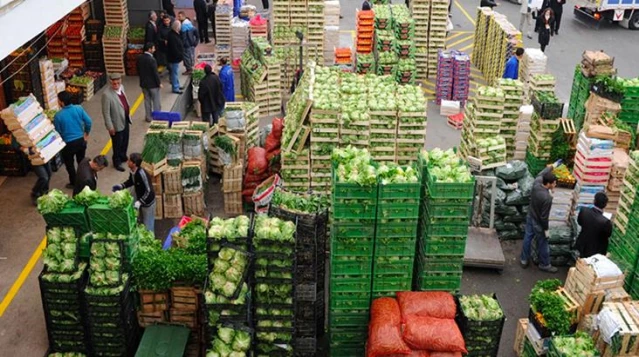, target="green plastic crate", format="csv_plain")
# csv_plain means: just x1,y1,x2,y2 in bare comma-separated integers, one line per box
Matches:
416,272,462,292
377,202,420,220
332,200,378,221
419,255,464,272
88,200,136,235
329,328,368,344
330,258,373,275
329,291,371,310
418,155,475,200
374,236,416,257
424,199,472,219
331,233,375,257
329,309,370,327
373,255,414,274
378,178,421,201
421,220,469,238
332,168,379,200
43,202,90,233
375,221,418,238
421,236,467,256
373,274,412,291
422,205,472,226
332,222,376,238
329,345,366,357
329,275,372,293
